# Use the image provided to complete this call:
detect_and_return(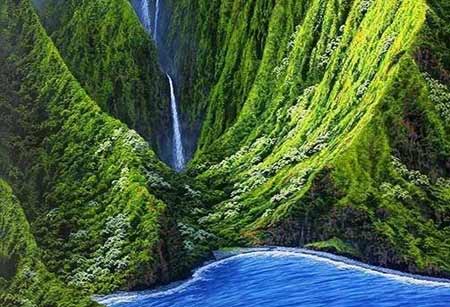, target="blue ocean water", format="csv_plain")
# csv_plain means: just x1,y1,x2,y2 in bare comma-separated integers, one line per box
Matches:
97,249,450,307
